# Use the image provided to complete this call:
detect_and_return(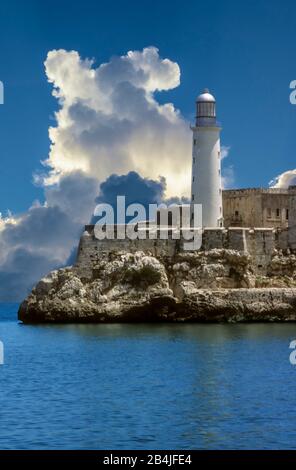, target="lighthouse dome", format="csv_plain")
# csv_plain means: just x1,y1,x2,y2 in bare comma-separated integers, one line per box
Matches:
195,88,217,125
196,88,215,103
